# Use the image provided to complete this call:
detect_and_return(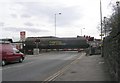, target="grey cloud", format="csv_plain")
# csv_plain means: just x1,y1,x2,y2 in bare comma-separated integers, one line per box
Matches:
24,22,34,26
0,22,4,26
25,28,48,33
17,2,83,27
3,27,21,32
53,6,83,27
10,14,18,18
21,14,31,18
3,27,48,33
